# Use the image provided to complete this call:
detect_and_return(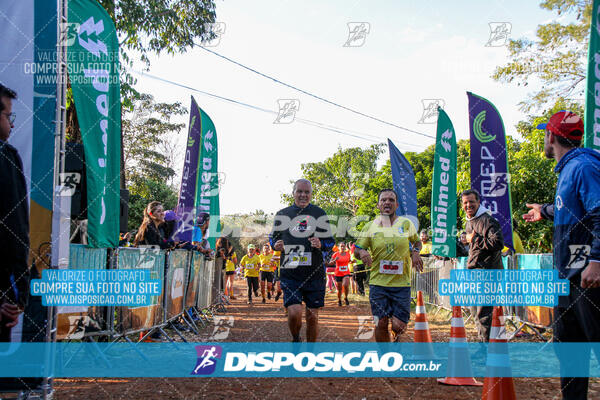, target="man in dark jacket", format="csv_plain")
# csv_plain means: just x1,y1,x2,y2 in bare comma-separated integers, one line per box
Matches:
270,179,334,342
461,188,504,341
523,111,600,400
0,84,29,342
